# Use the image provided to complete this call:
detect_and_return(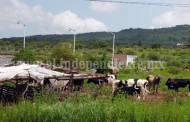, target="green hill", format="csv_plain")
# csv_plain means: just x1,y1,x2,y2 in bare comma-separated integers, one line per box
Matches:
1,24,190,46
